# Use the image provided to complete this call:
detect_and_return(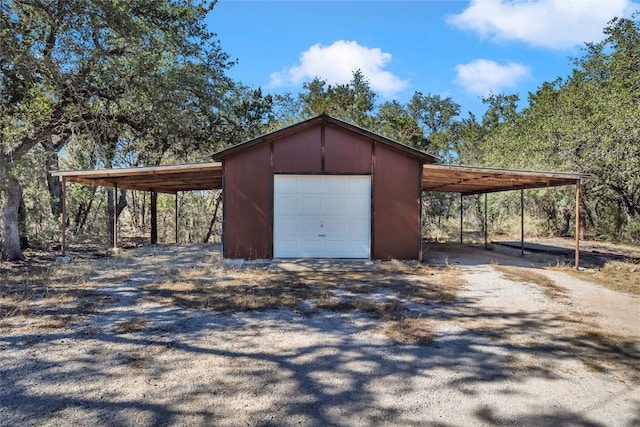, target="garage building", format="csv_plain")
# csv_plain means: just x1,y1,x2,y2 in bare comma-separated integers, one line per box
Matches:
212,114,436,260
53,114,588,264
